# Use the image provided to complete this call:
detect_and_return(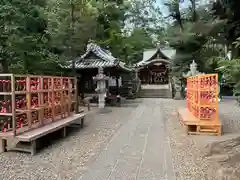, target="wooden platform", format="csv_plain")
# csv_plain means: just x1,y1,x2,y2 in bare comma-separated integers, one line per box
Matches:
0,113,85,155
177,108,222,136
